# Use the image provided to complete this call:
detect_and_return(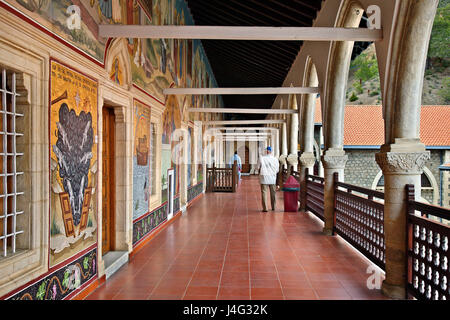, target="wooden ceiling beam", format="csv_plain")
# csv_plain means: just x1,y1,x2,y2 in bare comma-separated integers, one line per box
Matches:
188,108,296,114
205,119,285,125
99,25,383,42
164,87,319,95
210,127,278,131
